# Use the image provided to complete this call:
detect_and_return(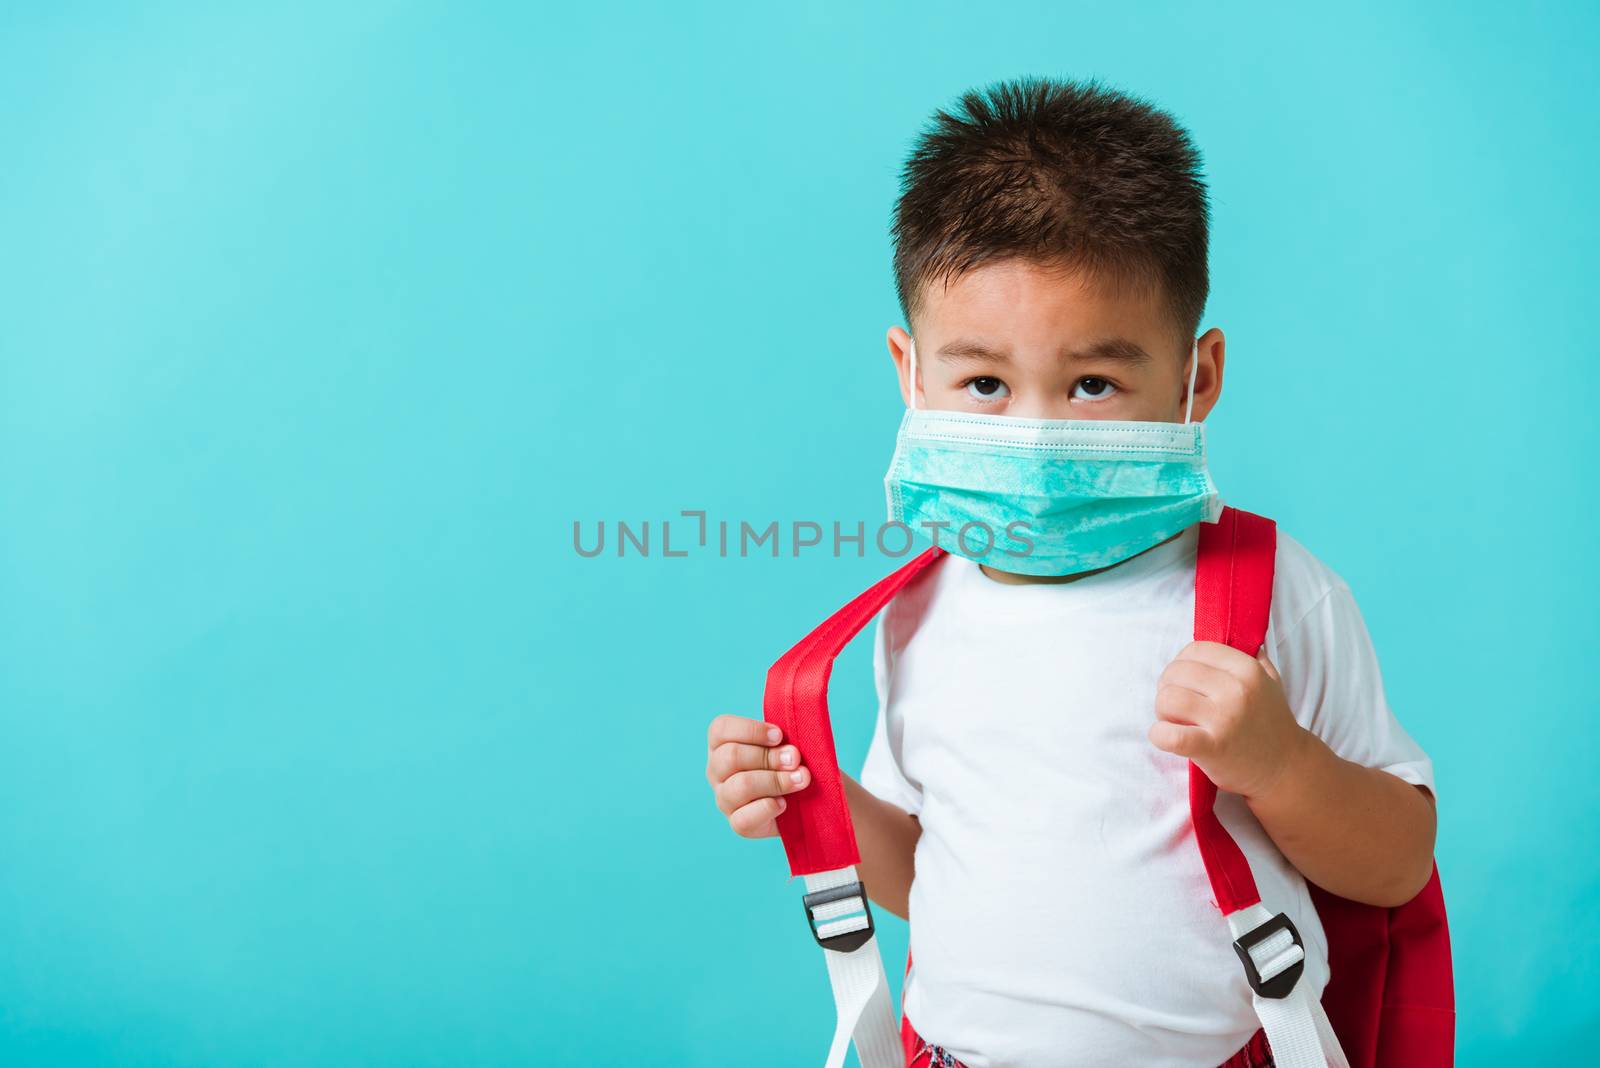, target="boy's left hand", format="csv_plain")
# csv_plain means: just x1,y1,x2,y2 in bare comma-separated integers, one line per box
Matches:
1147,641,1311,800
